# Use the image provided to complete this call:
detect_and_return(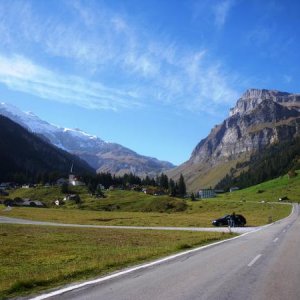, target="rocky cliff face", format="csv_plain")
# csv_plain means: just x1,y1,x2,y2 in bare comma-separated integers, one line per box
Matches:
191,97,300,164
169,89,300,190
229,89,300,116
